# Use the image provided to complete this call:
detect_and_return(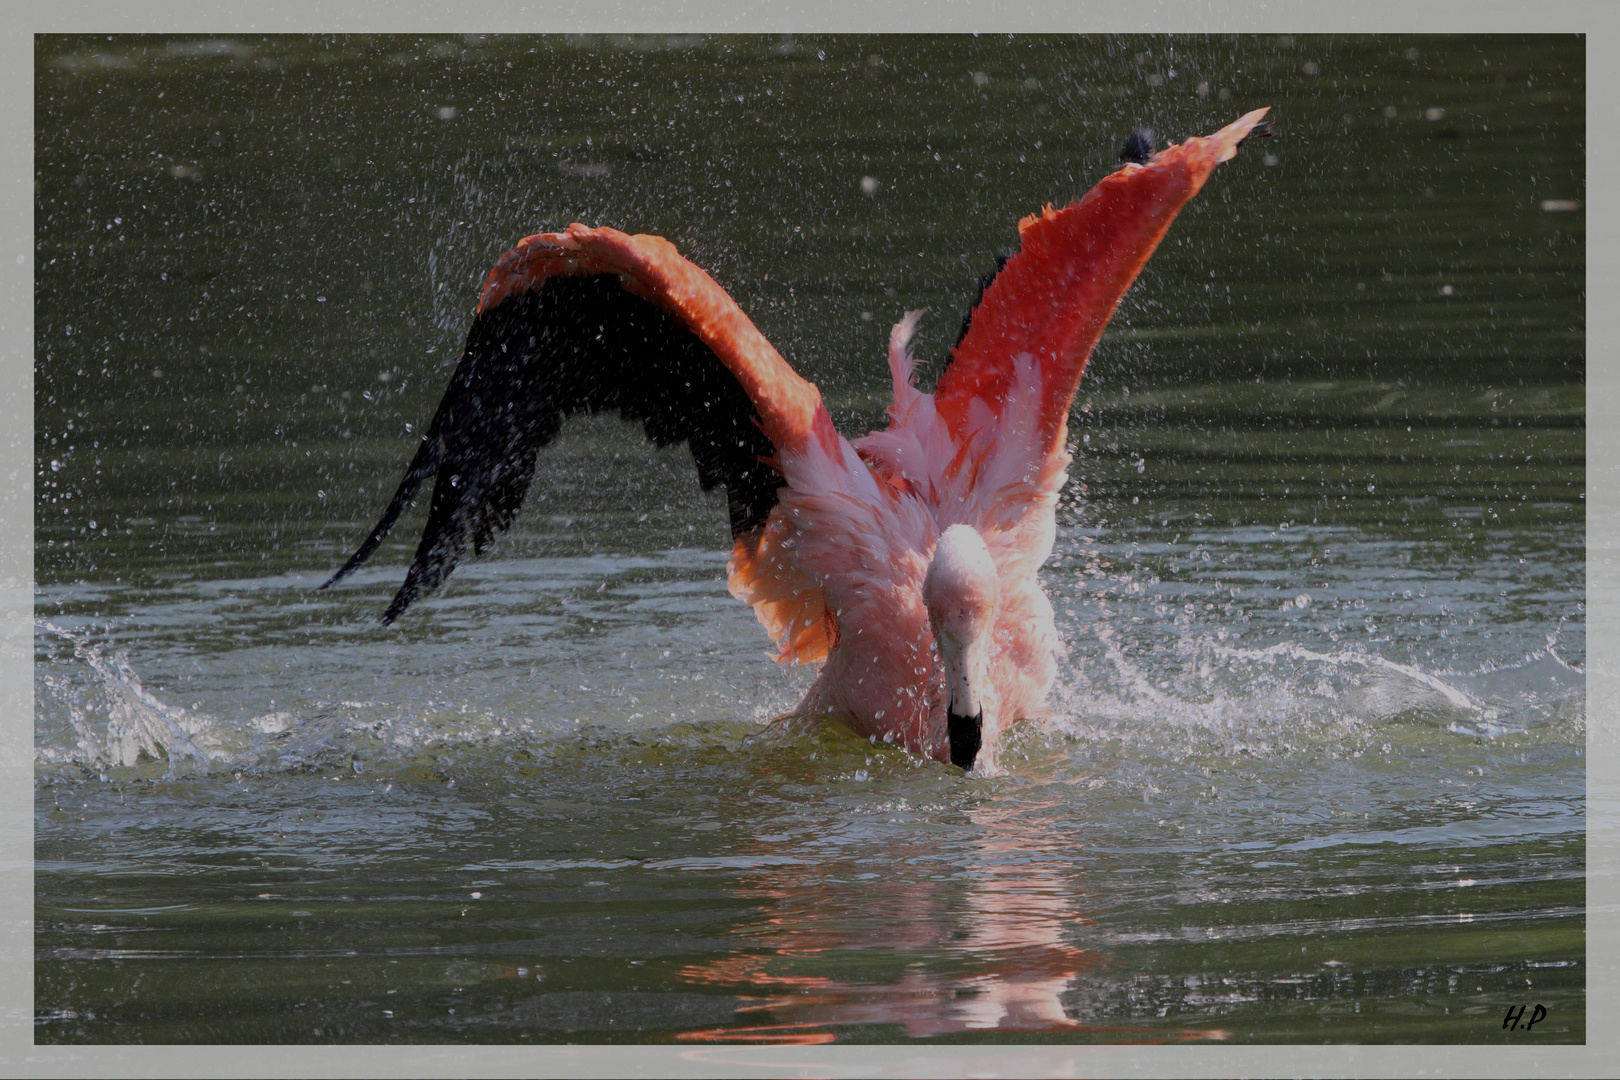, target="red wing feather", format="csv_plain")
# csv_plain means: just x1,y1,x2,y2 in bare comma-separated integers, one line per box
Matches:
933,108,1270,452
